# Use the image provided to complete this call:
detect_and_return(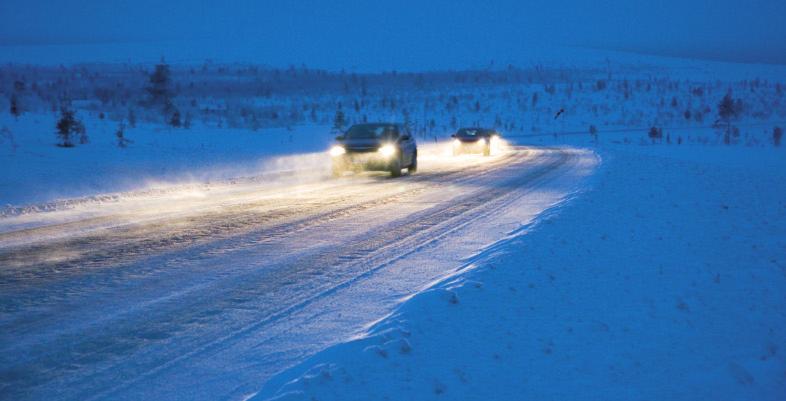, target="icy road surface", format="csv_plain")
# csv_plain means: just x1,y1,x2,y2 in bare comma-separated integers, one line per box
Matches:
0,146,596,400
